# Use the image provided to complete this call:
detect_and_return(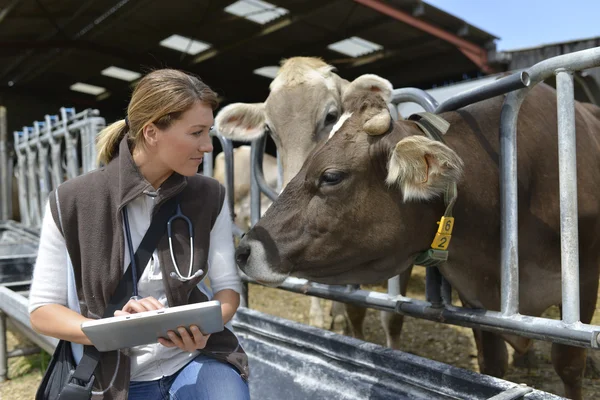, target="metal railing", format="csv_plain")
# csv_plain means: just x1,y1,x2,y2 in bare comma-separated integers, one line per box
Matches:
10,107,105,228
238,46,600,349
